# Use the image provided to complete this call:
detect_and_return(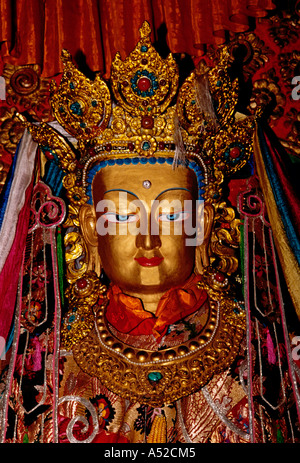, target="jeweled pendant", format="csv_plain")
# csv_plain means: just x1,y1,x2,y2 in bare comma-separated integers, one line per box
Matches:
148,371,163,384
